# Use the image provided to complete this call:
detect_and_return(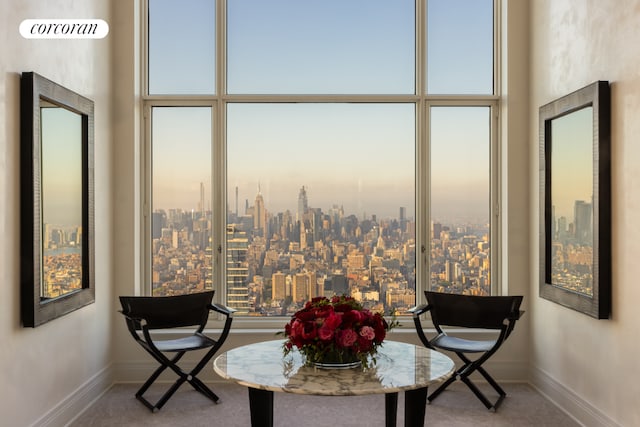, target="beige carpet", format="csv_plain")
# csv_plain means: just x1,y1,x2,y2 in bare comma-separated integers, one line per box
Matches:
70,382,579,426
